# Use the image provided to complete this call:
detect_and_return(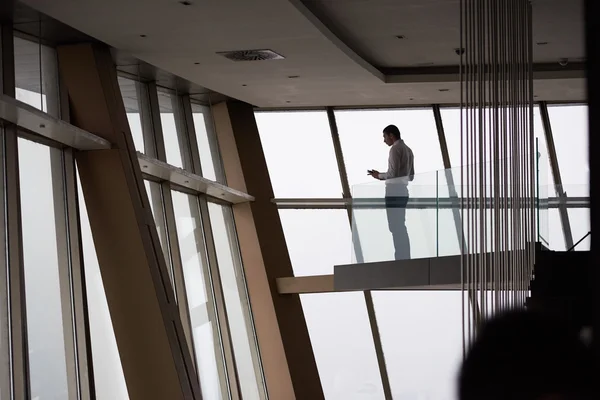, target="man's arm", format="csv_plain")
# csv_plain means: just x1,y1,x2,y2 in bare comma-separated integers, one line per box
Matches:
408,149,415,181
